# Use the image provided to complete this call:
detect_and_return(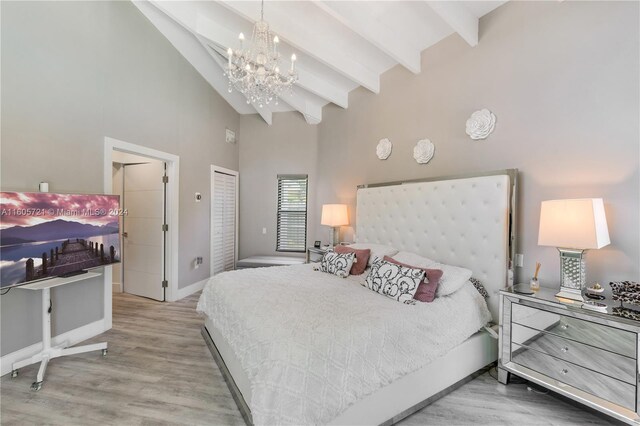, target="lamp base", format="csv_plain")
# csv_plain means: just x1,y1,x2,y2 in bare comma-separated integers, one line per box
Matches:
331,227,340,247
556,248,587,302
555,289,584,302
